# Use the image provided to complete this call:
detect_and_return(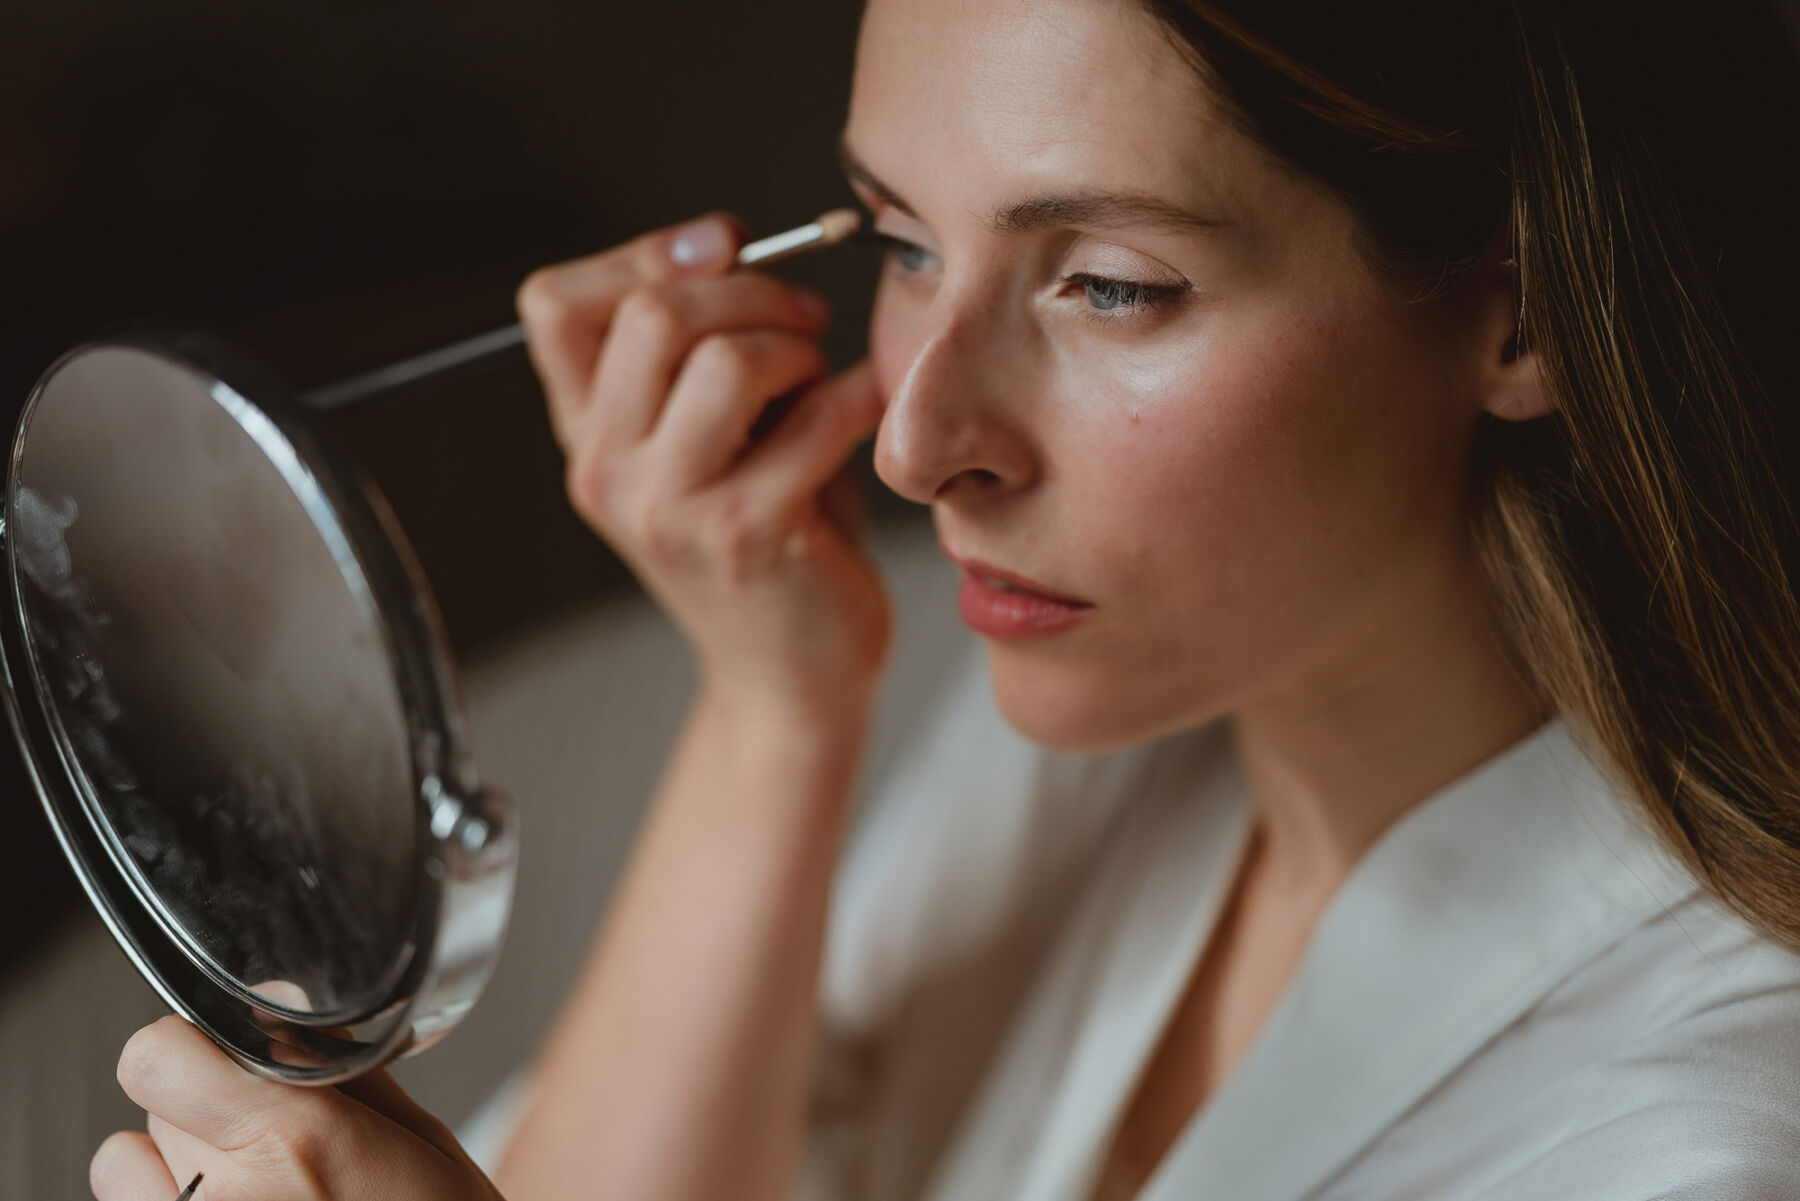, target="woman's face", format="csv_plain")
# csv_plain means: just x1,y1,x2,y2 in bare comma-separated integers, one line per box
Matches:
845,0,1501,752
